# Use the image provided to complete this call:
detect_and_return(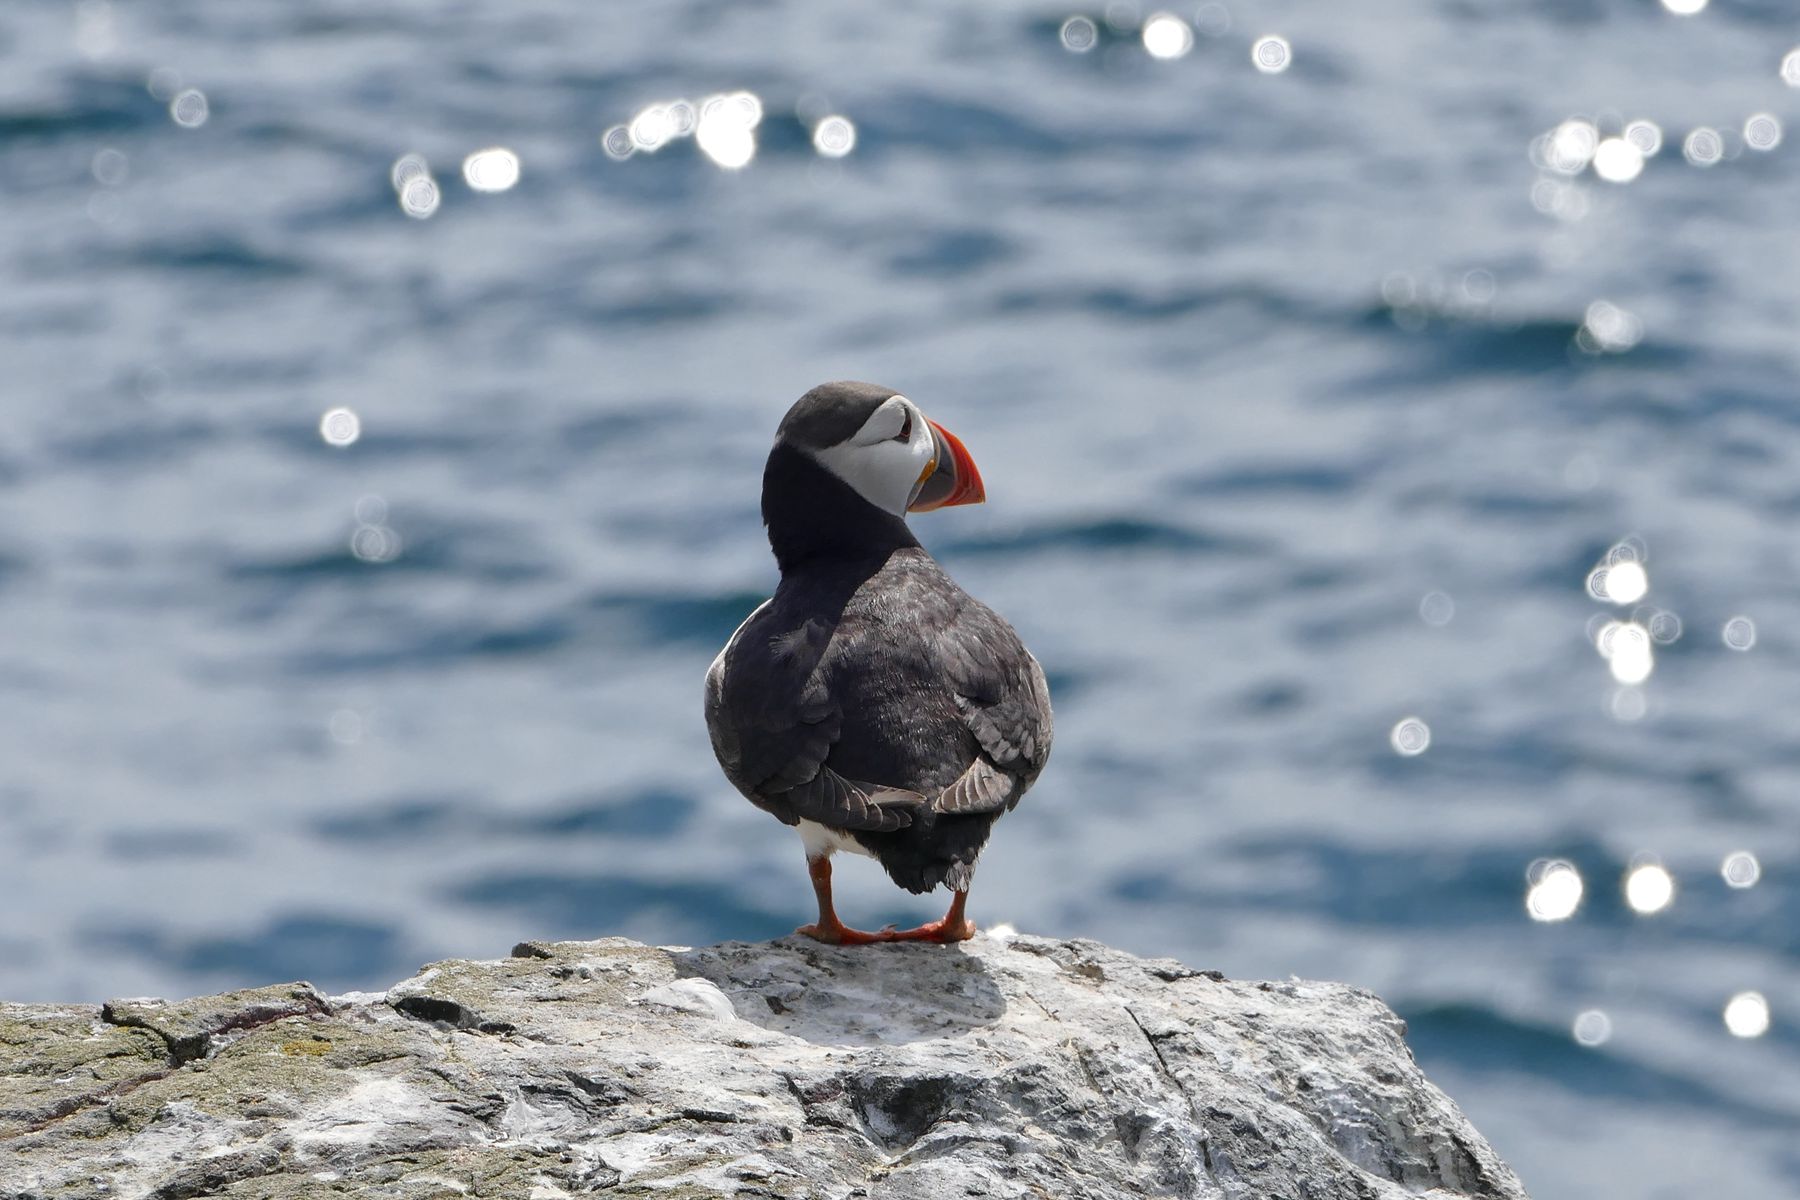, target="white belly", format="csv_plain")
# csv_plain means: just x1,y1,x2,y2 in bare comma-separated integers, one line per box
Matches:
797,819,877,860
